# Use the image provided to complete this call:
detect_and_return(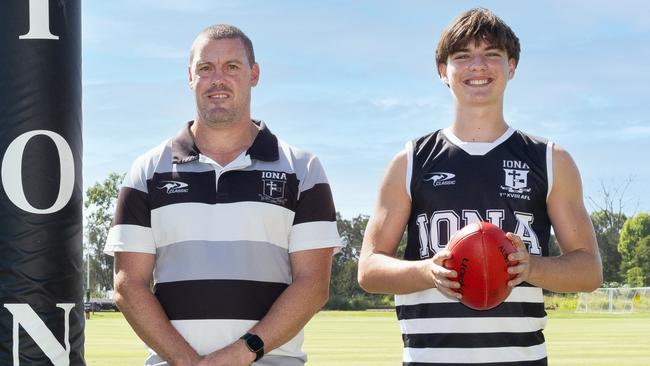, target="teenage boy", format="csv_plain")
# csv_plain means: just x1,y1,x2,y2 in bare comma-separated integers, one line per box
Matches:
358,8,602,365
